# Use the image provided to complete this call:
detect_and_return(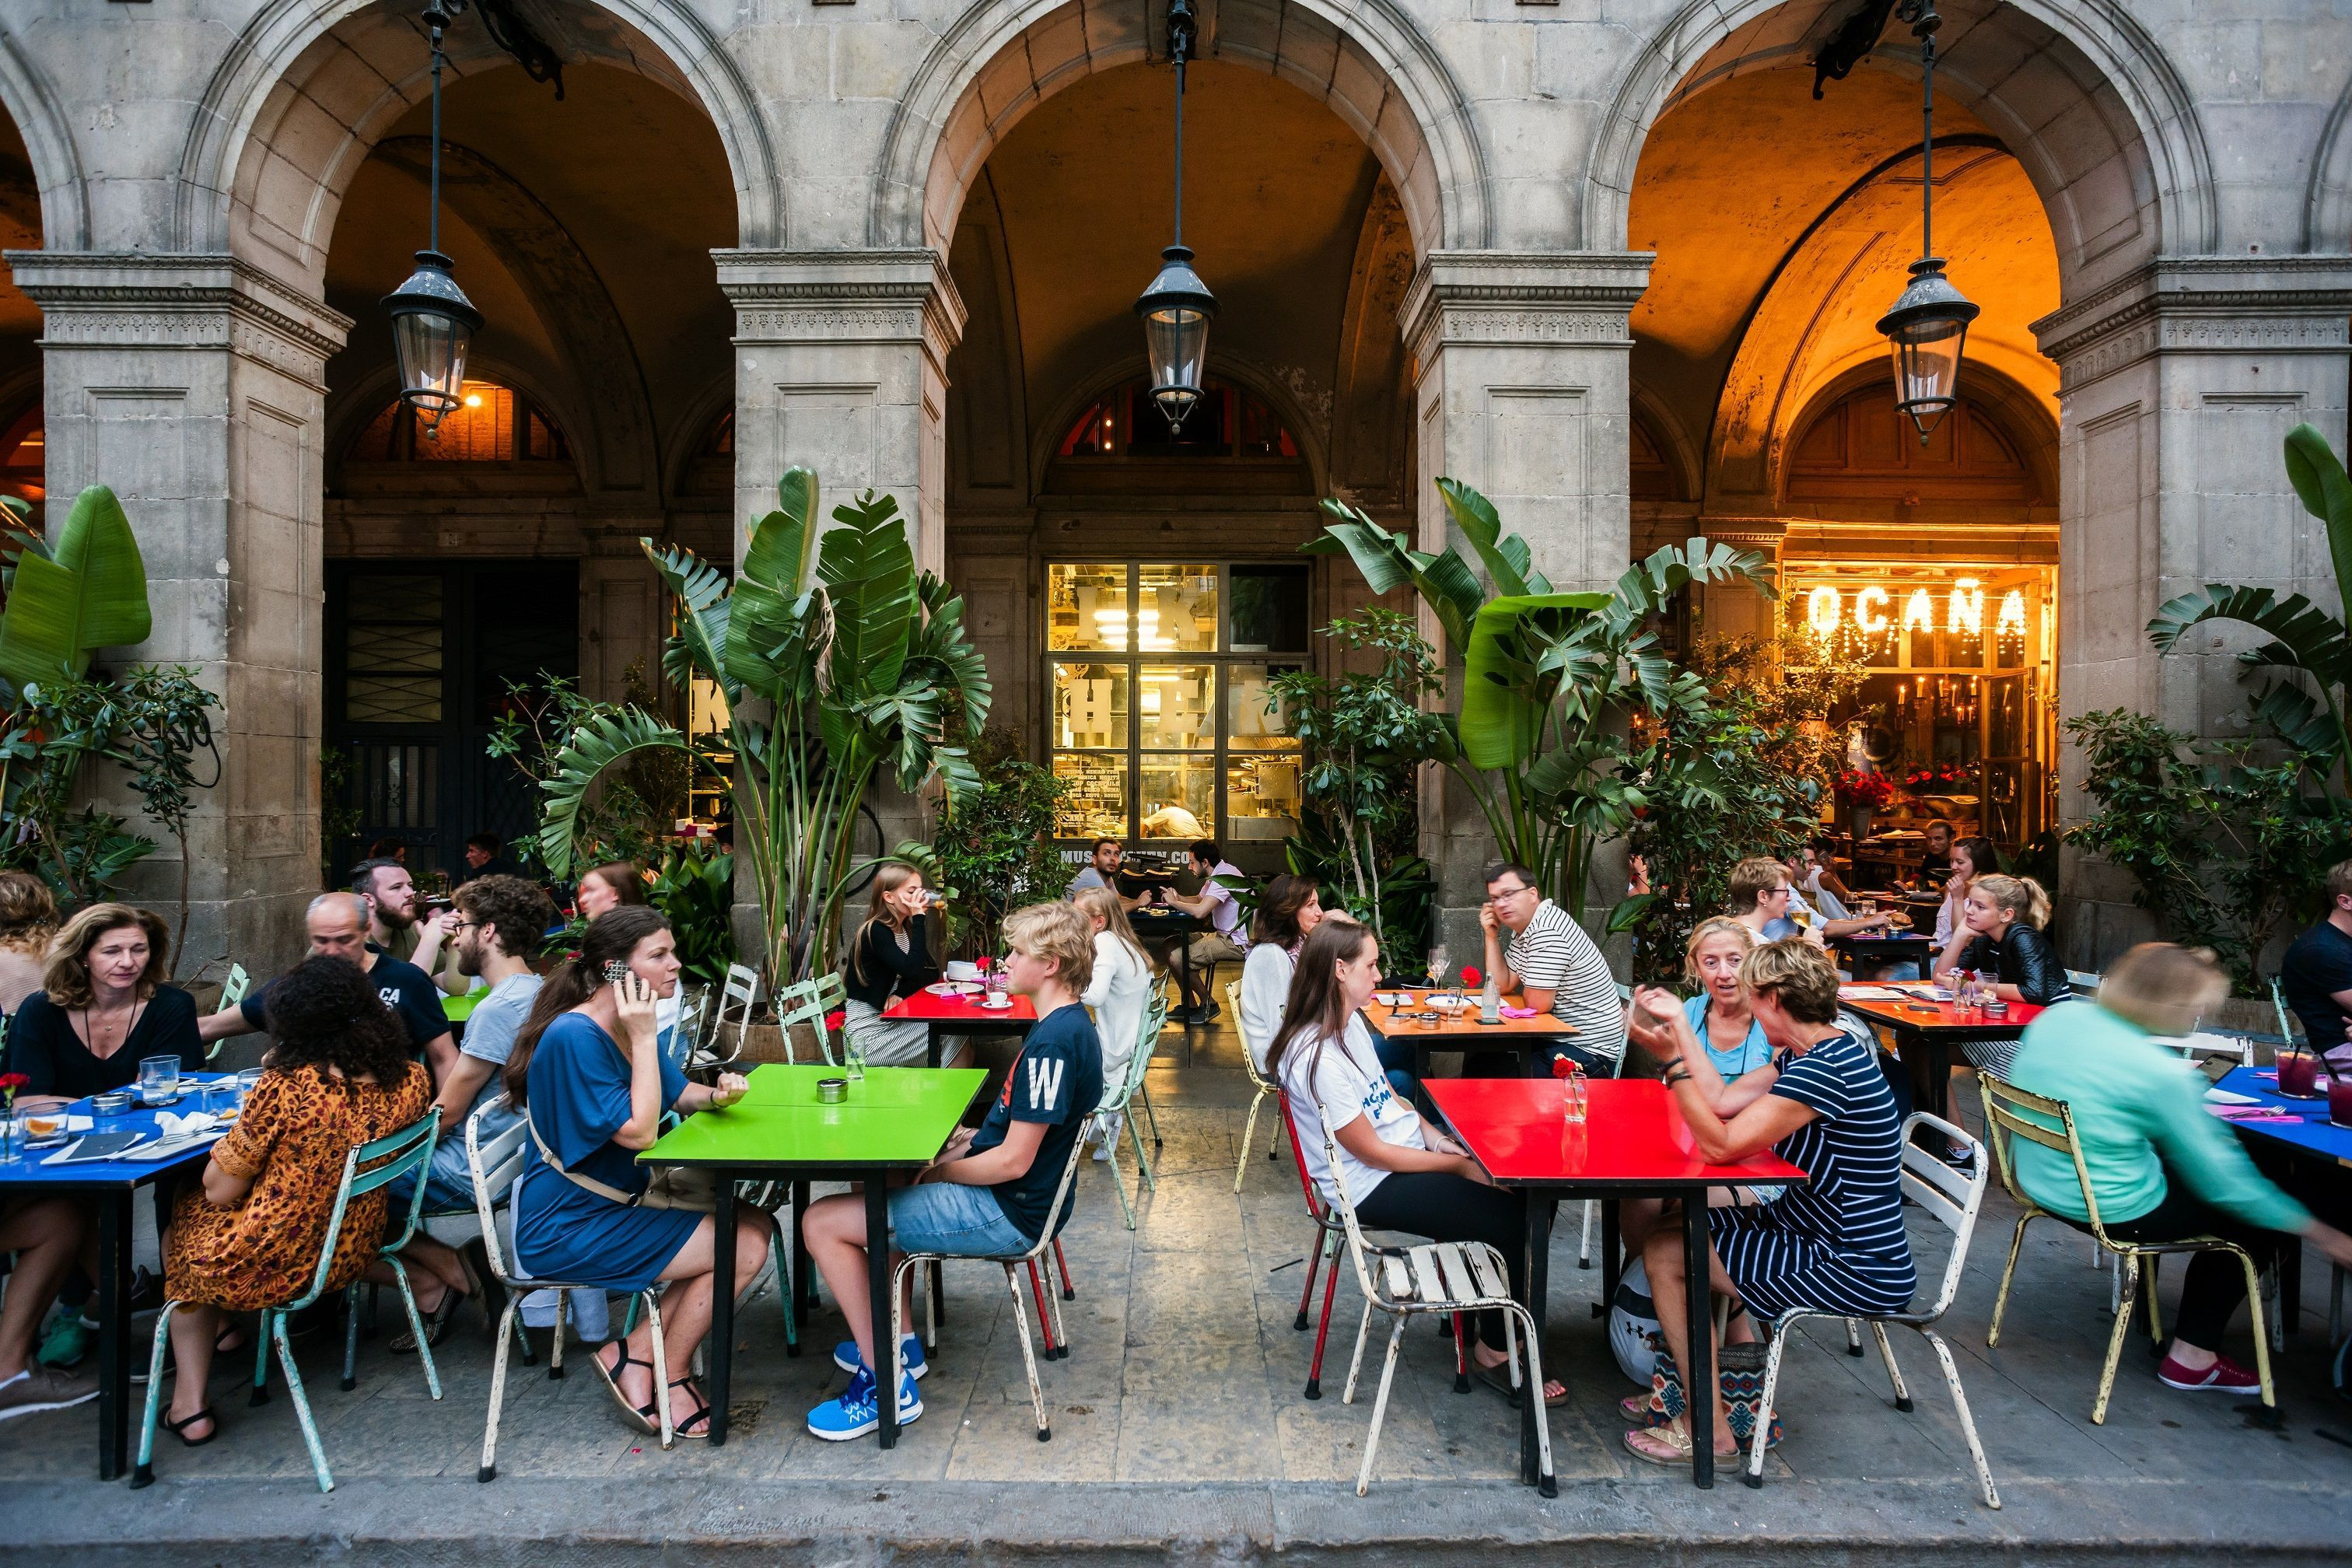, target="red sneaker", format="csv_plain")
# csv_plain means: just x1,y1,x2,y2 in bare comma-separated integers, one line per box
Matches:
2157,1352,2263,1393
